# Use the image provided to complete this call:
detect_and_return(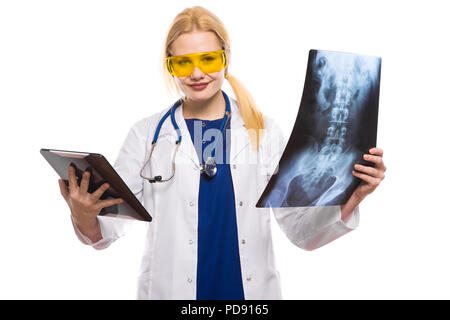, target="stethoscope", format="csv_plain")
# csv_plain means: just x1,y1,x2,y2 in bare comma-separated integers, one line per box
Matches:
140,90,231,183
